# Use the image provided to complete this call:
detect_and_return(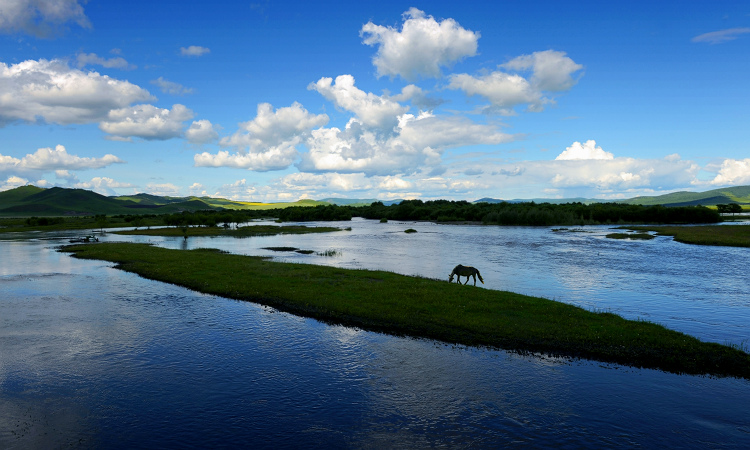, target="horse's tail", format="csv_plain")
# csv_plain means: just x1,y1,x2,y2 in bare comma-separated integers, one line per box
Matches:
476,270,484,284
